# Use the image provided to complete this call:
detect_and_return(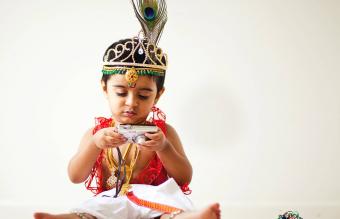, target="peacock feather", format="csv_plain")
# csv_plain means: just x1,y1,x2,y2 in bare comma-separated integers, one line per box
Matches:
131,0,167,45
